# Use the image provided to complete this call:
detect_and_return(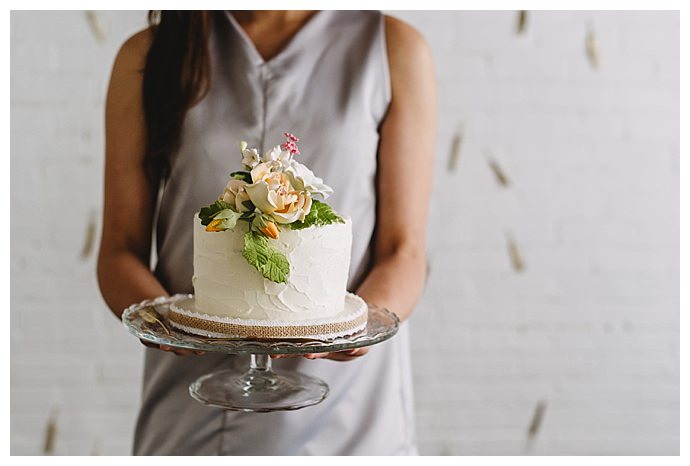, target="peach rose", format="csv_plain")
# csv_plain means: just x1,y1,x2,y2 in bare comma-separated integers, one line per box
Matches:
221,179,251,212
244,162,313,224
